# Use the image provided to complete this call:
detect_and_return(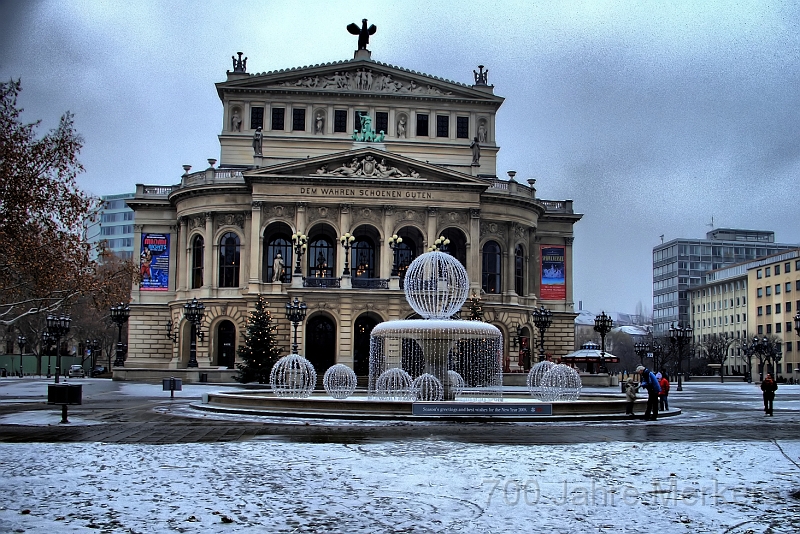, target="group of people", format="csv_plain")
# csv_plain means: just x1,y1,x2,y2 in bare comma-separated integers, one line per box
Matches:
625,366,780,420
625,366,670,421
